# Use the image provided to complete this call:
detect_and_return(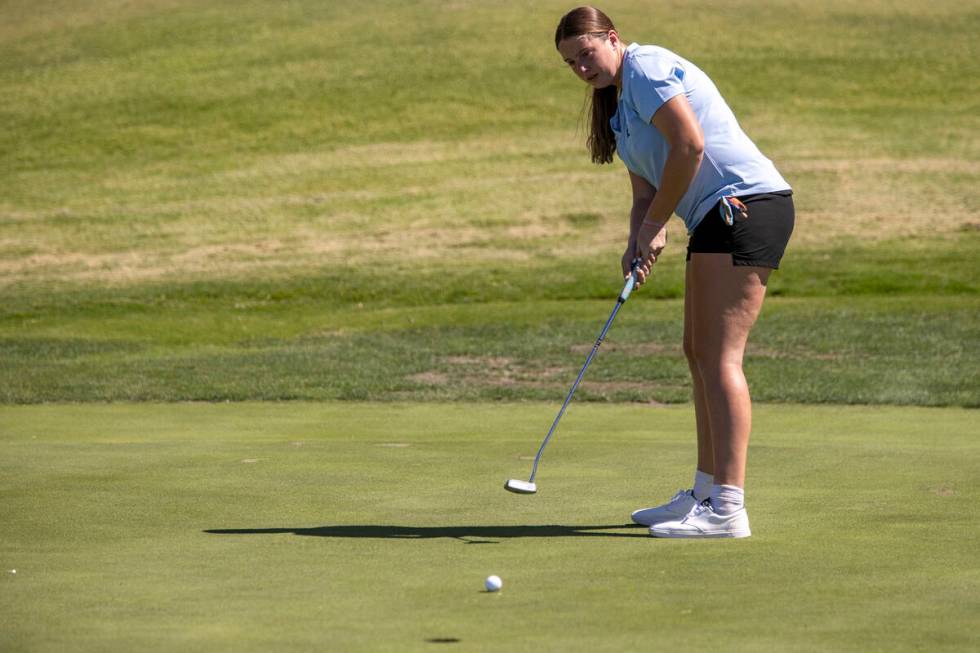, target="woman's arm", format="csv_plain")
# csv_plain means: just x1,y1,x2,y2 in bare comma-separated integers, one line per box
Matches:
624,170,656,276
628,170,657,240
634,93,704,280
645,93,704,225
